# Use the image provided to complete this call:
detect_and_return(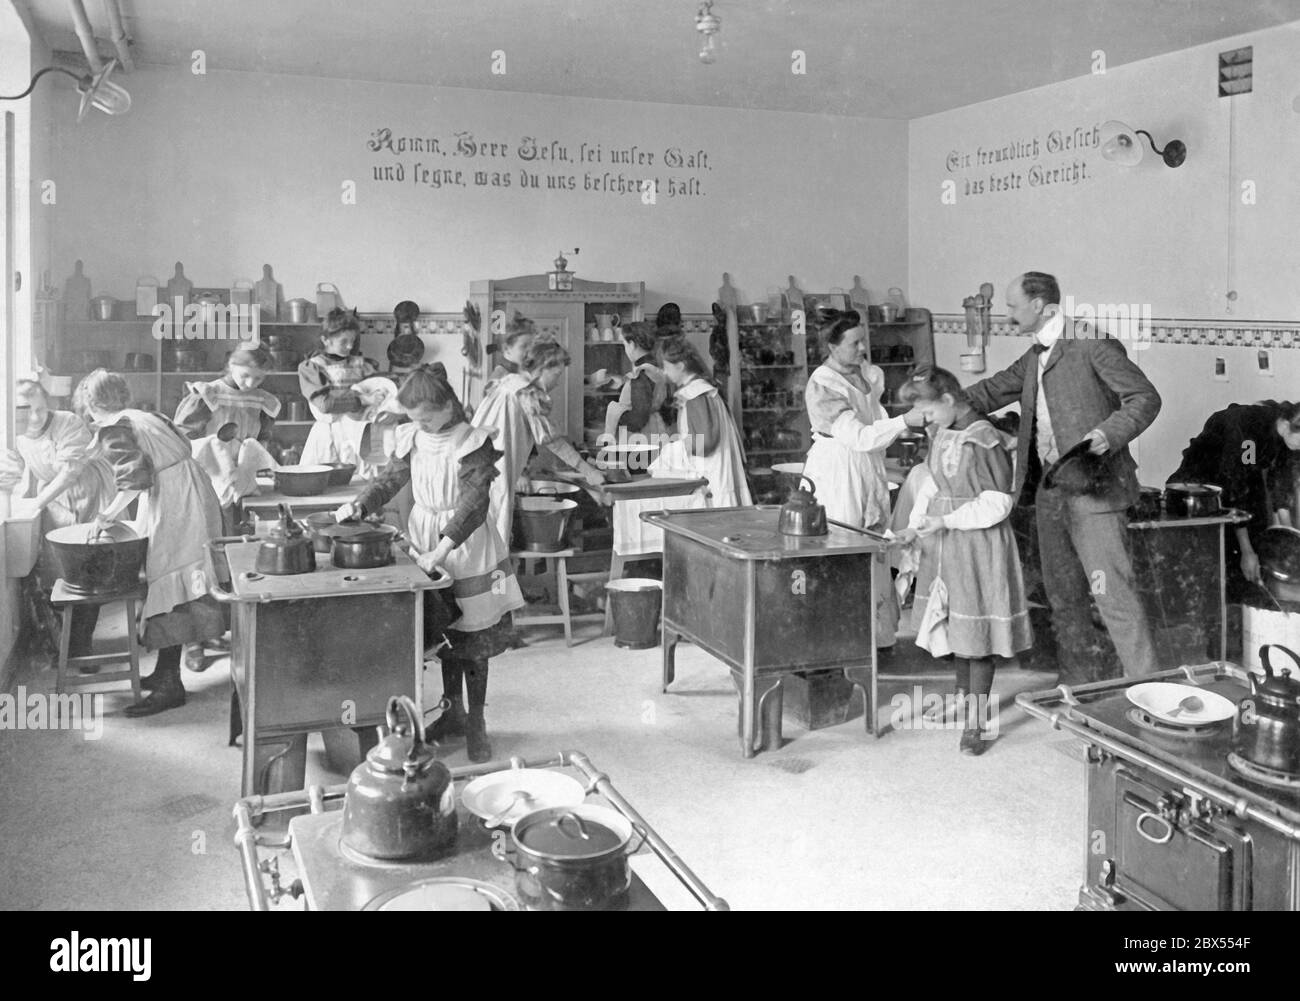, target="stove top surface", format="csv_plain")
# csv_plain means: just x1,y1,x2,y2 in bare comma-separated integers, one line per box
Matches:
1035,670,1300,821
644,506,888,559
